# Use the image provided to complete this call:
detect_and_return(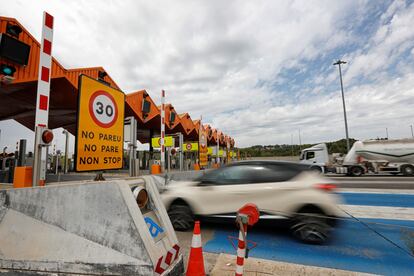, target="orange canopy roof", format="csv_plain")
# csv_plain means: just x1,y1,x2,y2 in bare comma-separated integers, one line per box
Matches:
0,16,234,146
